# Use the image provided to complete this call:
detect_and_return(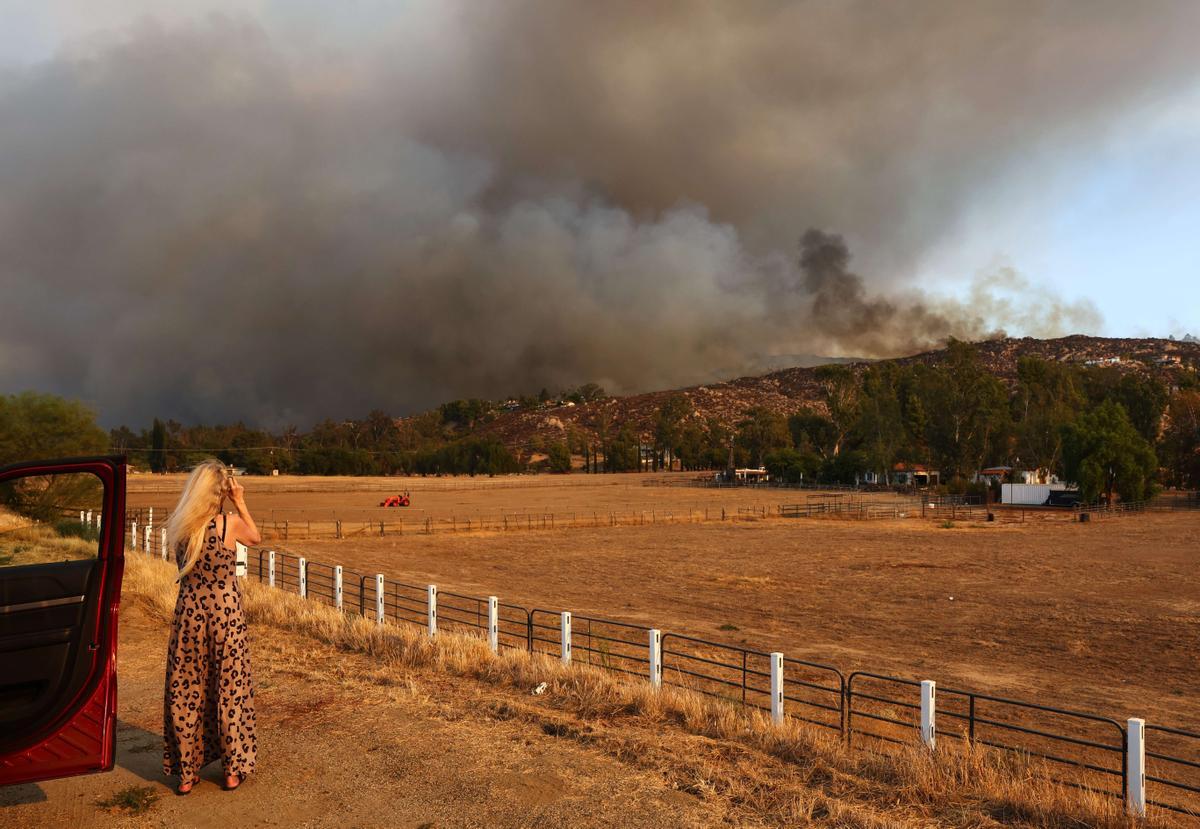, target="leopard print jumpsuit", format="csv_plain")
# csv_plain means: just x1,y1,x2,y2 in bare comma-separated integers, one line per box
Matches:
163,515,257,785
